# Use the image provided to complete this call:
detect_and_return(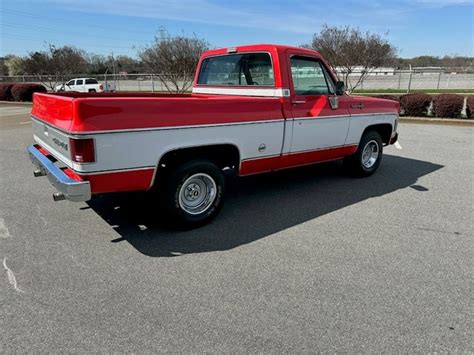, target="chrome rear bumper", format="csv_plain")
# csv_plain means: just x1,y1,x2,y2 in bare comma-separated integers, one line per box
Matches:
27,145,91,202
